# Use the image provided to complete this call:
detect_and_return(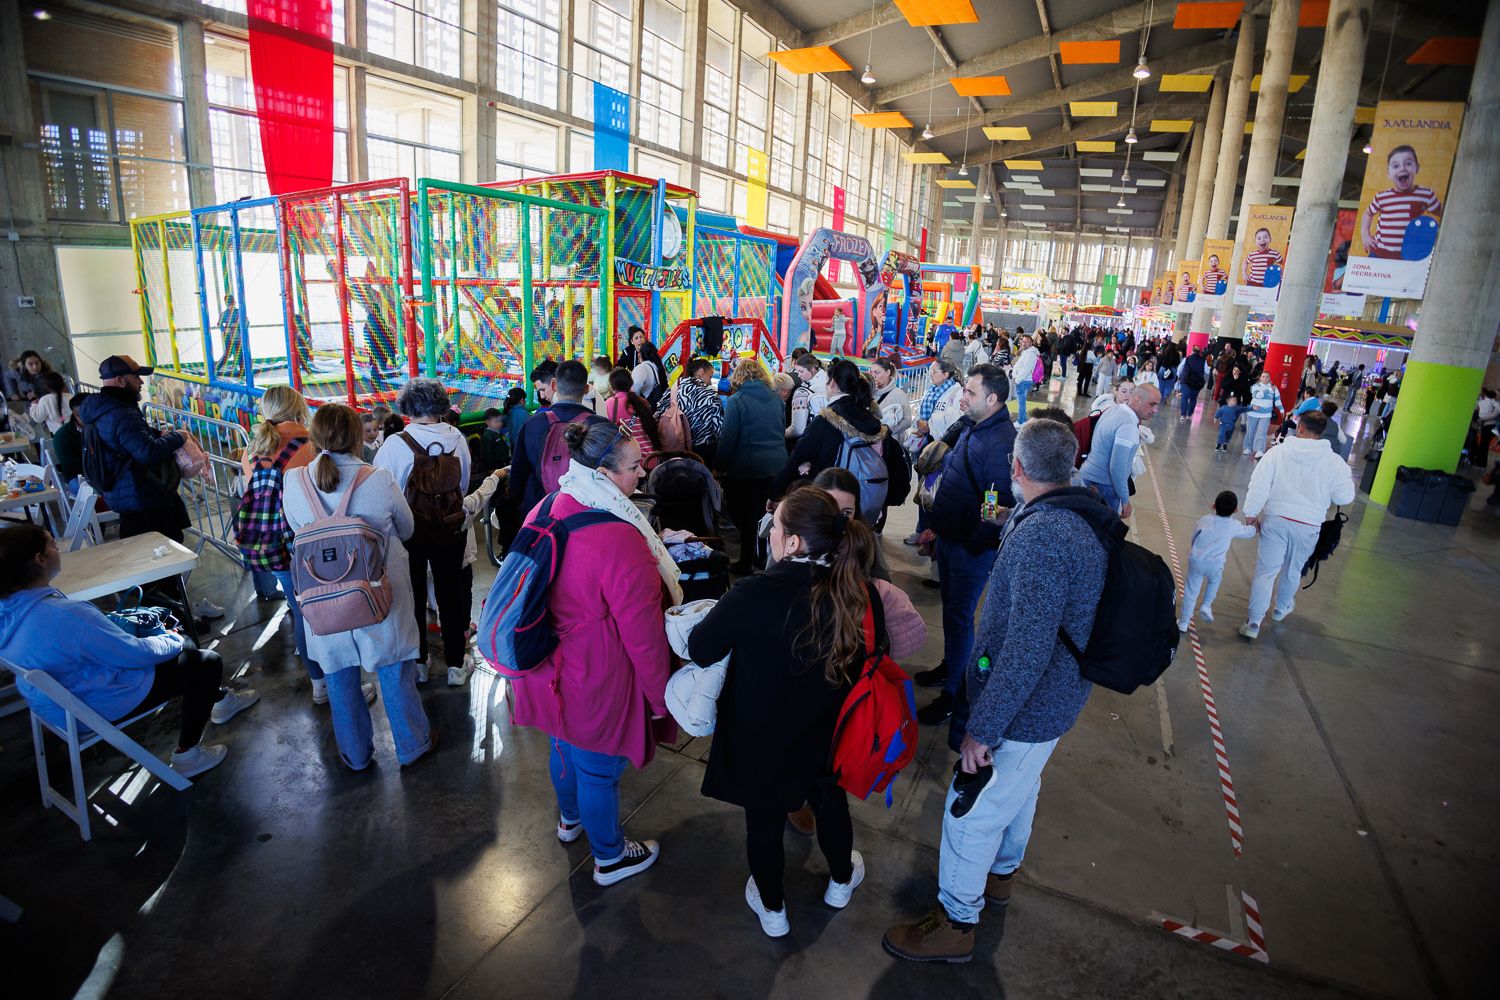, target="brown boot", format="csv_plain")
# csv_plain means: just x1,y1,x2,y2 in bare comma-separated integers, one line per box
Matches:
786,804,816,836
985,870,1016,904
882,910,976,963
